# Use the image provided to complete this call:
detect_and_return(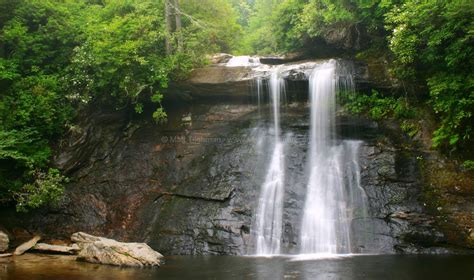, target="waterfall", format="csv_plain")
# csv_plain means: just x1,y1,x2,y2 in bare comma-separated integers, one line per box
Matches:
254,69,285,255
256,77,263,114
300,60,368,255
227,55,260,67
